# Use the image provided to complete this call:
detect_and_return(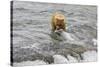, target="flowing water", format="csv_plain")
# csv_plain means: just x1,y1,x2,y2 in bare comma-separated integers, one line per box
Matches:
12,1,97,66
